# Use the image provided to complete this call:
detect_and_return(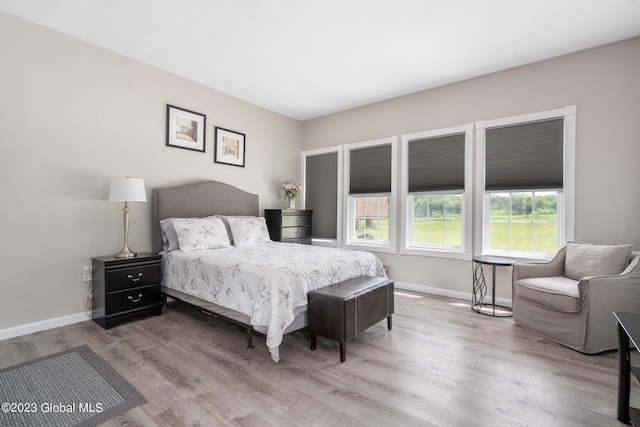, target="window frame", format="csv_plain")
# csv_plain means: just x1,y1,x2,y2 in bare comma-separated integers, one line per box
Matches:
301,145,343,248
344,136,398,254
400,123,473,260
474,106,576,260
